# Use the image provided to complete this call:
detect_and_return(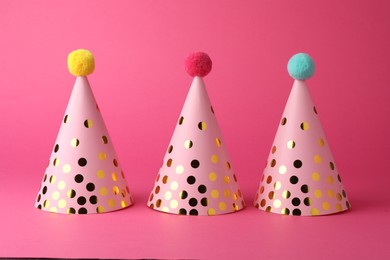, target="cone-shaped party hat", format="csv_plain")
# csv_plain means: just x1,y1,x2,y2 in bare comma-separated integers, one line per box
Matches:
35,49,133,214
254,53,350,216
147,52,245,216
